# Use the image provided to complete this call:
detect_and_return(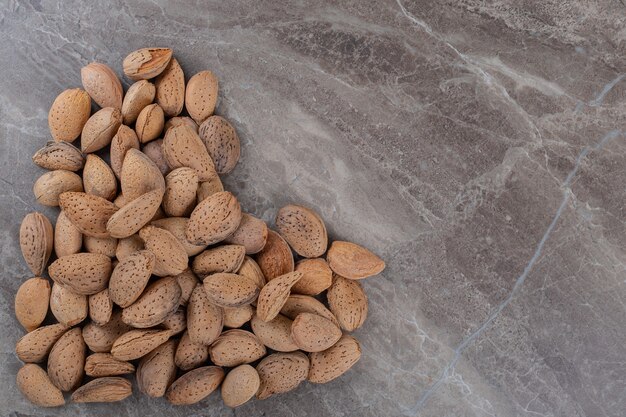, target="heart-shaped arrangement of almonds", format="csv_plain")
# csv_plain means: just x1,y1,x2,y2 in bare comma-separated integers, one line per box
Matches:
15,47,385,408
